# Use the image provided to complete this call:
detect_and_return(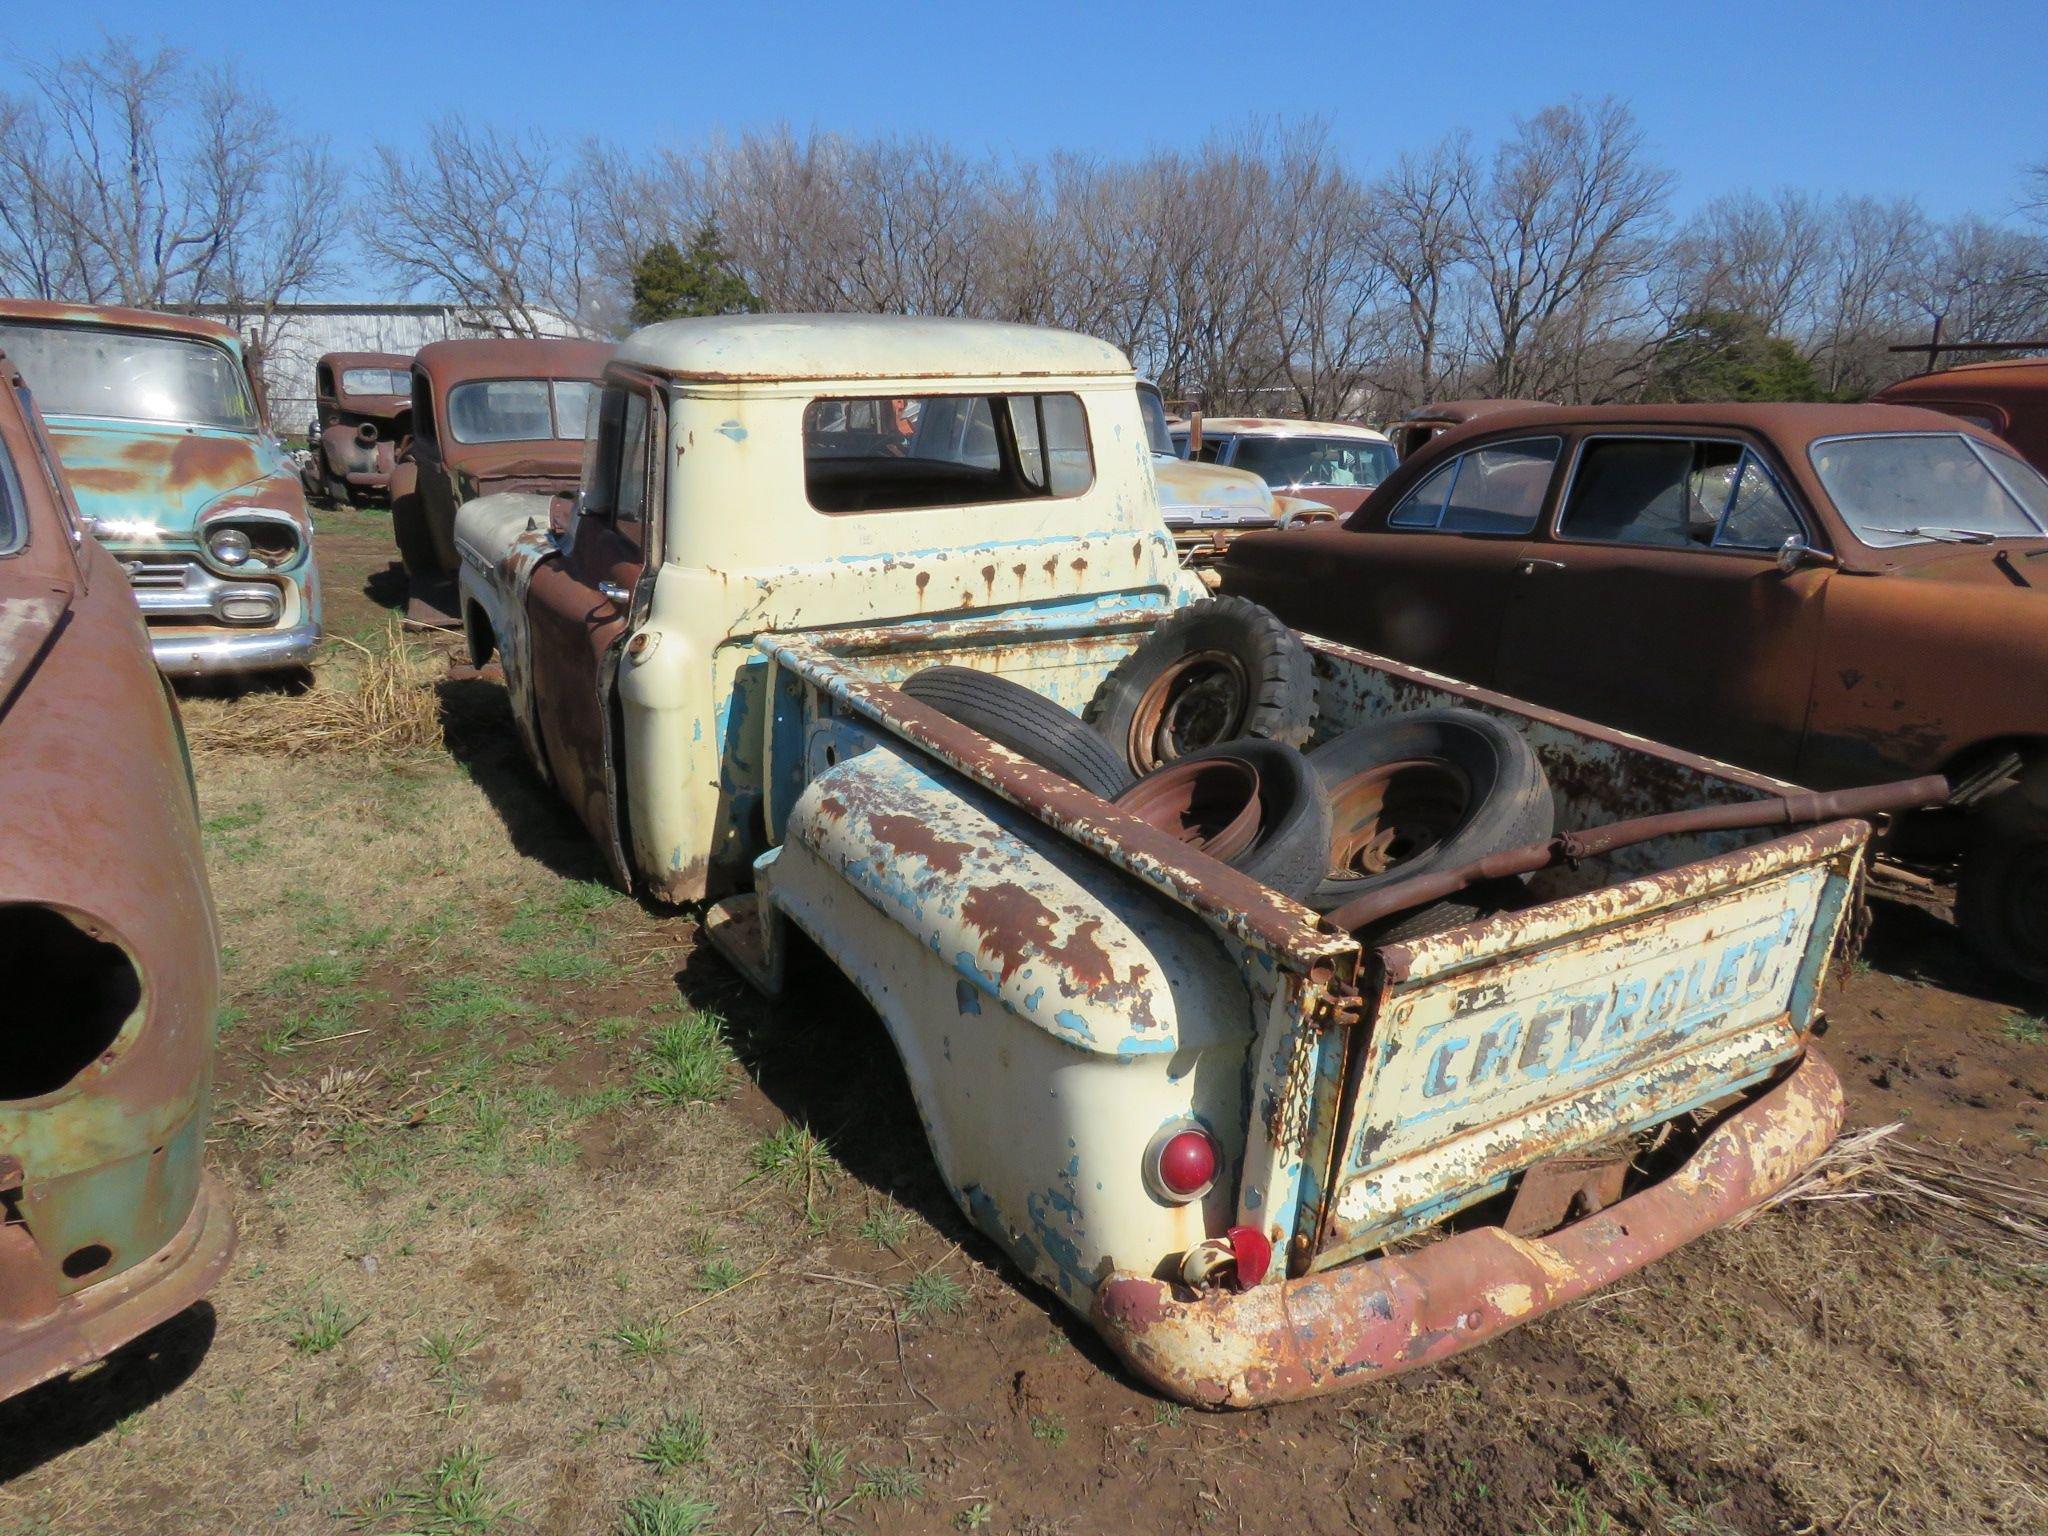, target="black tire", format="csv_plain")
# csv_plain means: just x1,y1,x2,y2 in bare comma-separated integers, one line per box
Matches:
1156,739,1331,904
902,666,1134,802
1305,708,1553,915
1086,596,1316,776
1351,879,1532,948
1957,796,2048,983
